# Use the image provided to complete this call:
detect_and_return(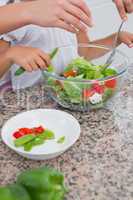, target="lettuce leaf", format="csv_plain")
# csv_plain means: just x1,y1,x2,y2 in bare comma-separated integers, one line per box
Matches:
63,81,81,103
